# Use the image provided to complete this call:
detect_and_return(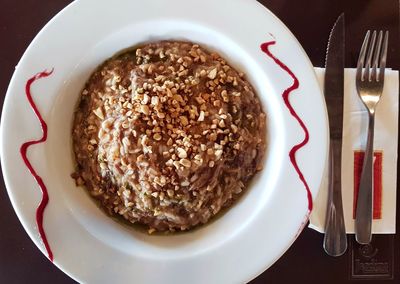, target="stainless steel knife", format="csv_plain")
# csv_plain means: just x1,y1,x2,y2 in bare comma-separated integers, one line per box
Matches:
323,13,347,257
